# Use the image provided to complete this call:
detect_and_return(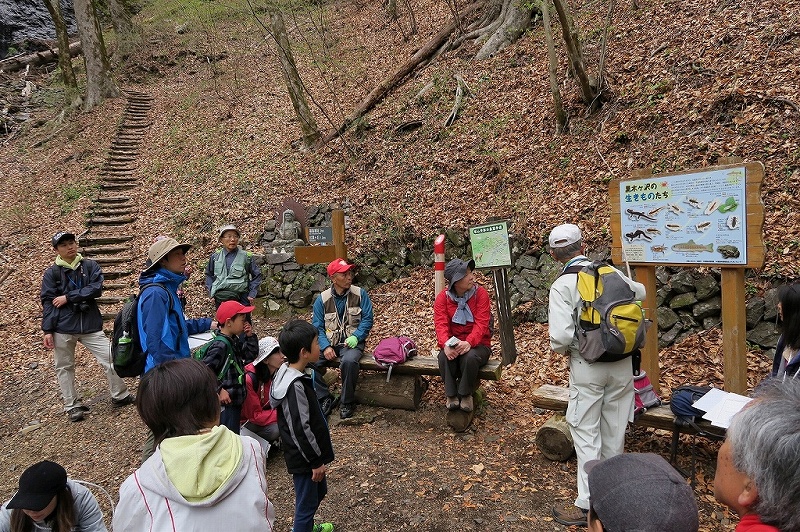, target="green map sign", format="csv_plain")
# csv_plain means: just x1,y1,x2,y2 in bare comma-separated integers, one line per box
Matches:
469,221,512,268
